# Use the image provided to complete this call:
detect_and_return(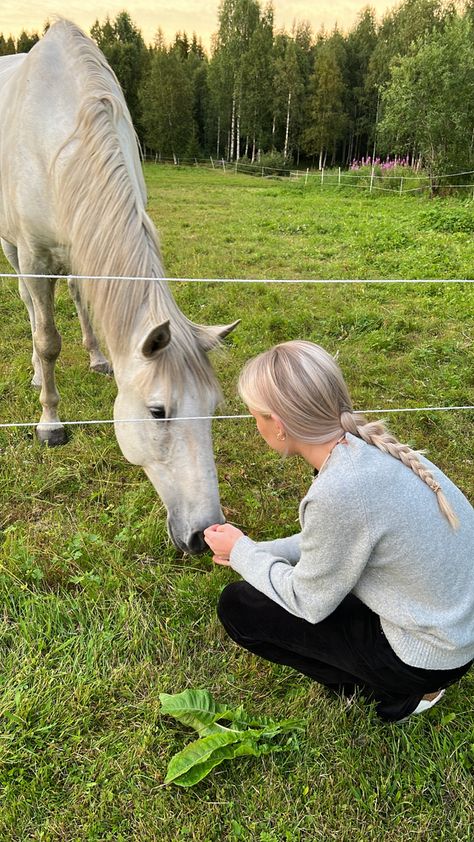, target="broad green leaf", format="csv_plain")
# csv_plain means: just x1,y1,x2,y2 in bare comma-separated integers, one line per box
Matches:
165,729,268,787
159,688,242,734
160,689,305,786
